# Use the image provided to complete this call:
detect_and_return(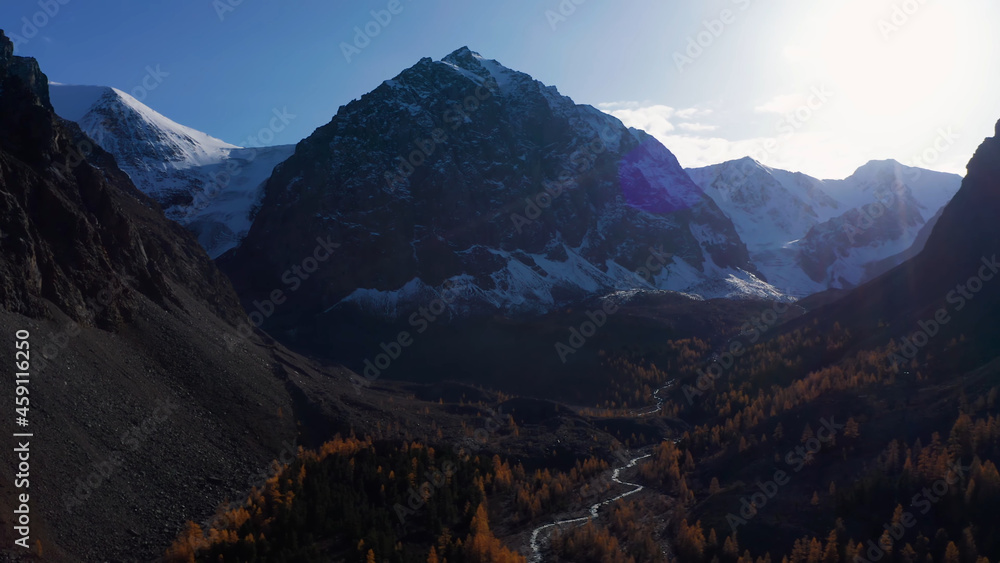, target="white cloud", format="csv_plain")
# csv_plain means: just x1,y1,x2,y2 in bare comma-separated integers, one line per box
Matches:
596,101,645,110
599,102,972,179
600,102,863,177
678,122,718,132
754,93,807,115
600,104,718,142
675,107,713,120
603,104,677,137
659,132,865,178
